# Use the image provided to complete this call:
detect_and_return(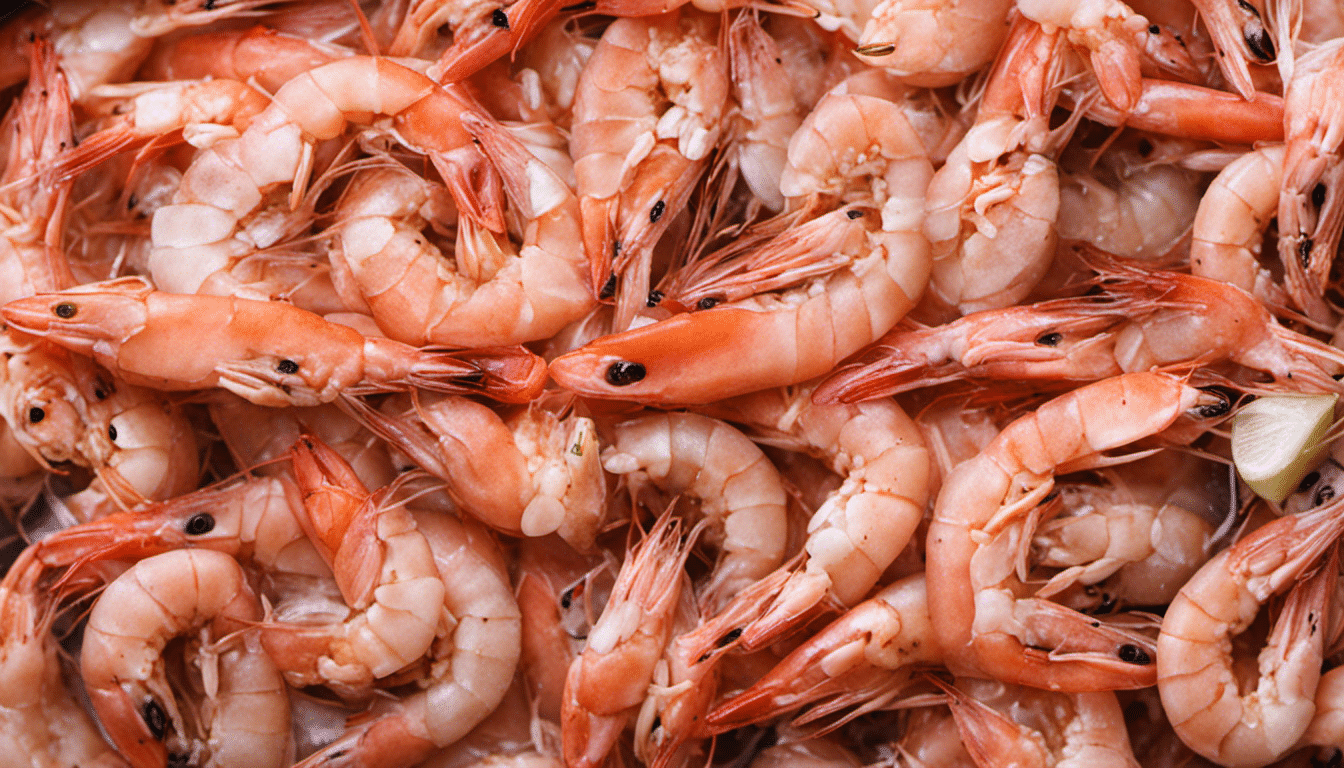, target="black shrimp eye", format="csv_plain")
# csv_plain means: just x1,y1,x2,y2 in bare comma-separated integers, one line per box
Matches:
1315,484,1336,508
1117,644,1152,665
696,296,721,311
107,424,117,442
1148,24,1160,34
490,8,509,26
142,698,168,740
53,302,76,319
1313,183,1328,209
605,361,646,386
649,200,666,223
1300,471,1322,492
185,513,215,536
1035,331,1062,347
646,290,664,307
27,407,44,424
845,209,863,219
1193,387,1233,418
276,359,300,375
